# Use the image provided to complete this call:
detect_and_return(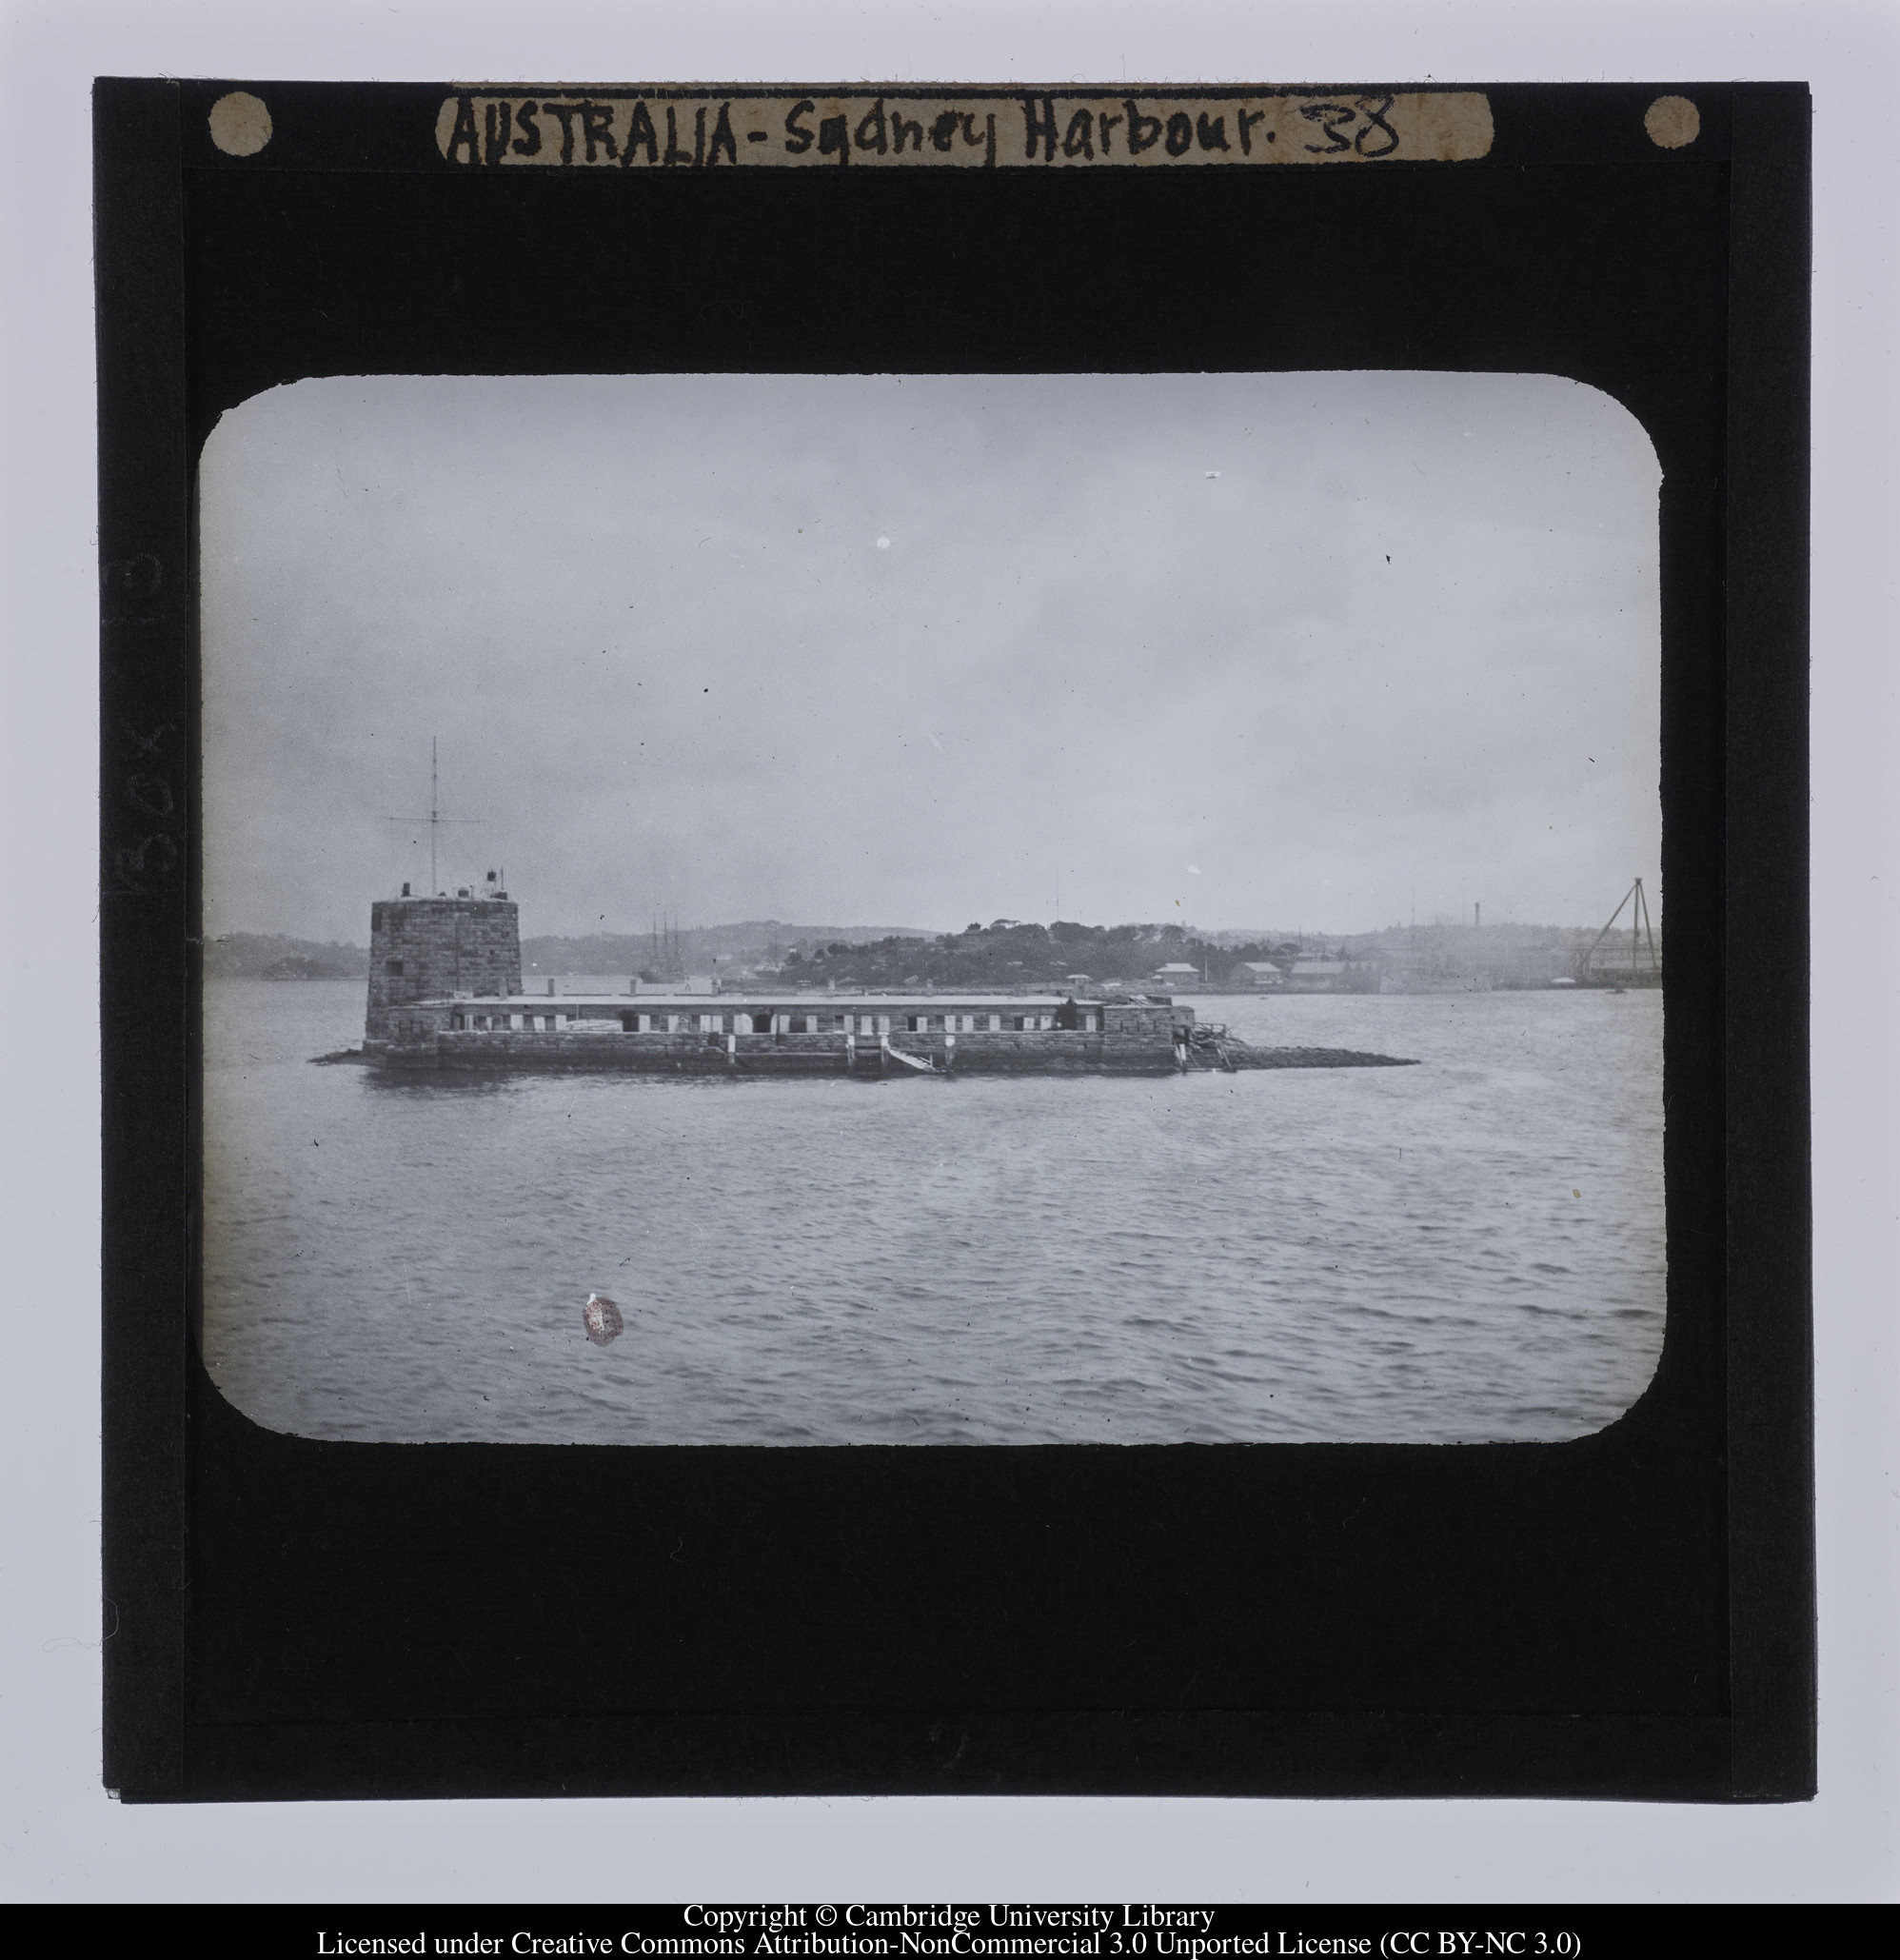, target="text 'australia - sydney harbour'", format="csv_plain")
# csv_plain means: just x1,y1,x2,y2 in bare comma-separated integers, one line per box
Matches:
435,90,1494,172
